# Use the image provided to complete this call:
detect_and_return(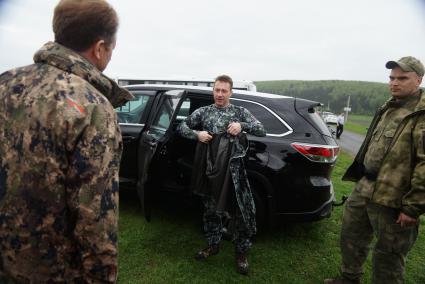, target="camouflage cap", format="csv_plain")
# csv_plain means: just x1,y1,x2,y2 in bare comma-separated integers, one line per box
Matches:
385,56,425,76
